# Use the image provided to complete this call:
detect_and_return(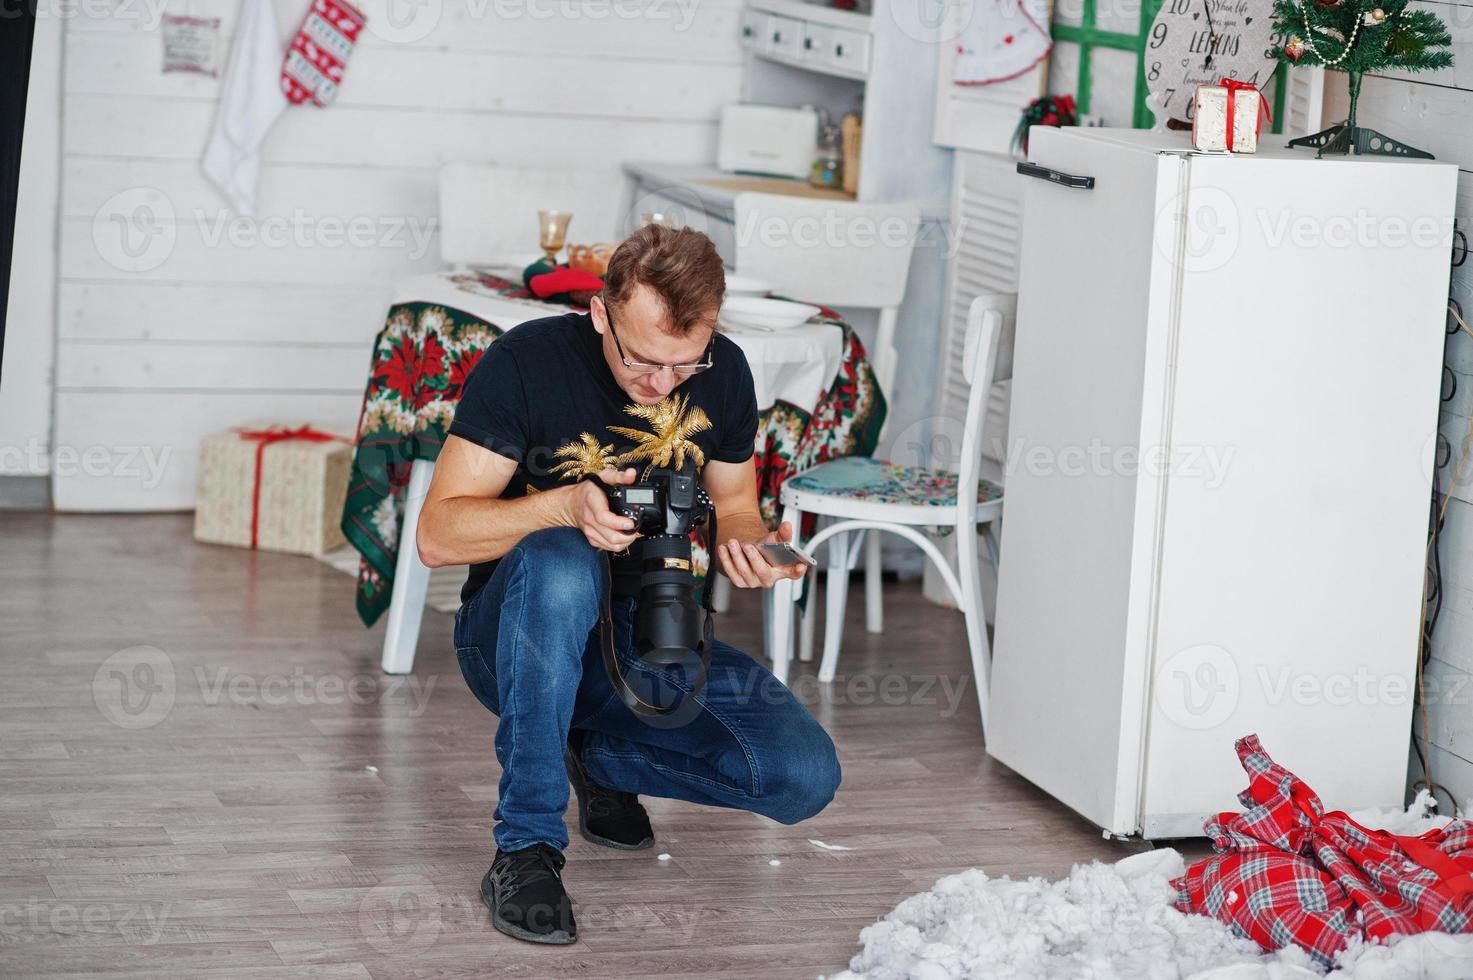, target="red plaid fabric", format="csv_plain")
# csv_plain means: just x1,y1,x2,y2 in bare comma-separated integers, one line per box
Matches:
1174,735,1473,968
